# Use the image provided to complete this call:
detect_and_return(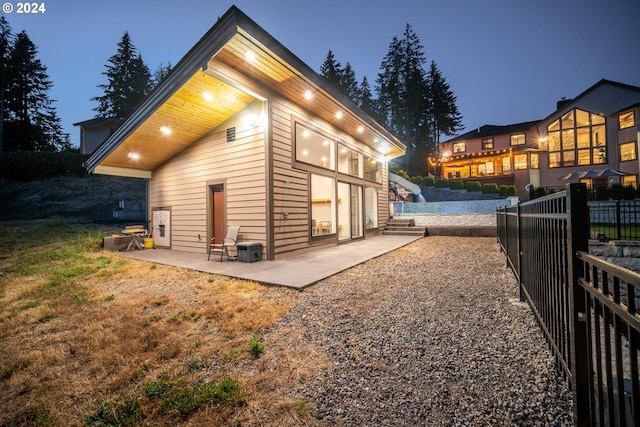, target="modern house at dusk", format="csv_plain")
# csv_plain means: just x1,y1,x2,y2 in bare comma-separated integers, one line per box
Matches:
440,79,640,199
85,6,406,260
